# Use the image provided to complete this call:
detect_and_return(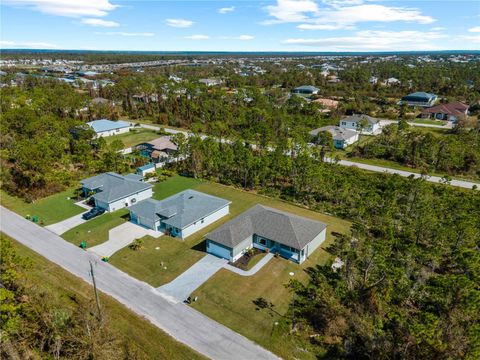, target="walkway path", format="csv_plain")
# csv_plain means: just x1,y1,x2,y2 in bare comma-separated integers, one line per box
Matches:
224,253,274,276
157,254,228,303
1,206,279,360
89,221,163,258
